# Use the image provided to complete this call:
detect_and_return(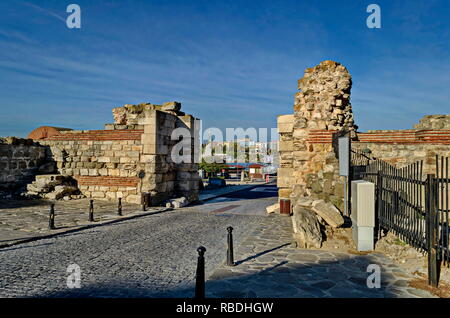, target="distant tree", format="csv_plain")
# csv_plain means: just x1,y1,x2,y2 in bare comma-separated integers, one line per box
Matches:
199,159,227,178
